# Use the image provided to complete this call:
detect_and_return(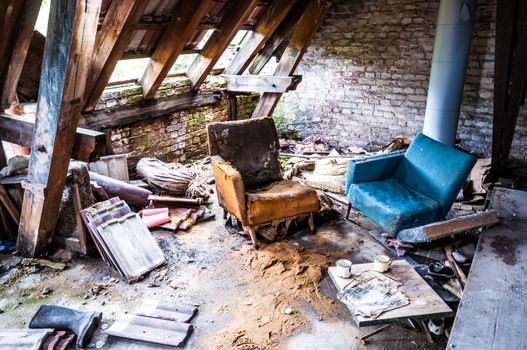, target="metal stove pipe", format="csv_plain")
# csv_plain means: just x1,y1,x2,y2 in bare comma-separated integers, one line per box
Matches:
423,0,478,145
